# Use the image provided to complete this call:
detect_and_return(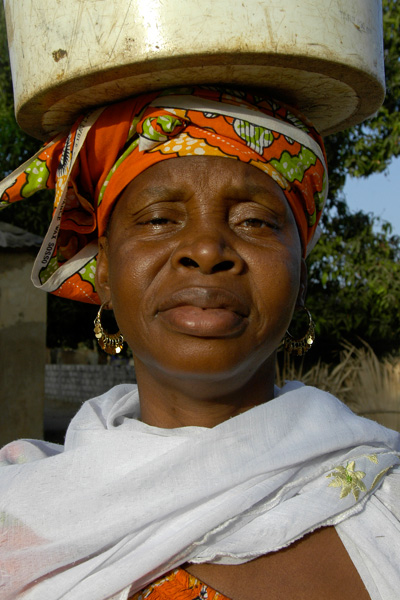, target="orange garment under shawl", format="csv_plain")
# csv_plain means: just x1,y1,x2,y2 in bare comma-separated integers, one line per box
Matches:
129,568,230,600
